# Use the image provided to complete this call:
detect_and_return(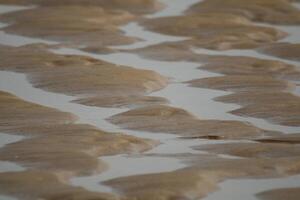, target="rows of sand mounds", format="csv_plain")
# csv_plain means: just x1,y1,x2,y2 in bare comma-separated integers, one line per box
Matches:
0,0,299,199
